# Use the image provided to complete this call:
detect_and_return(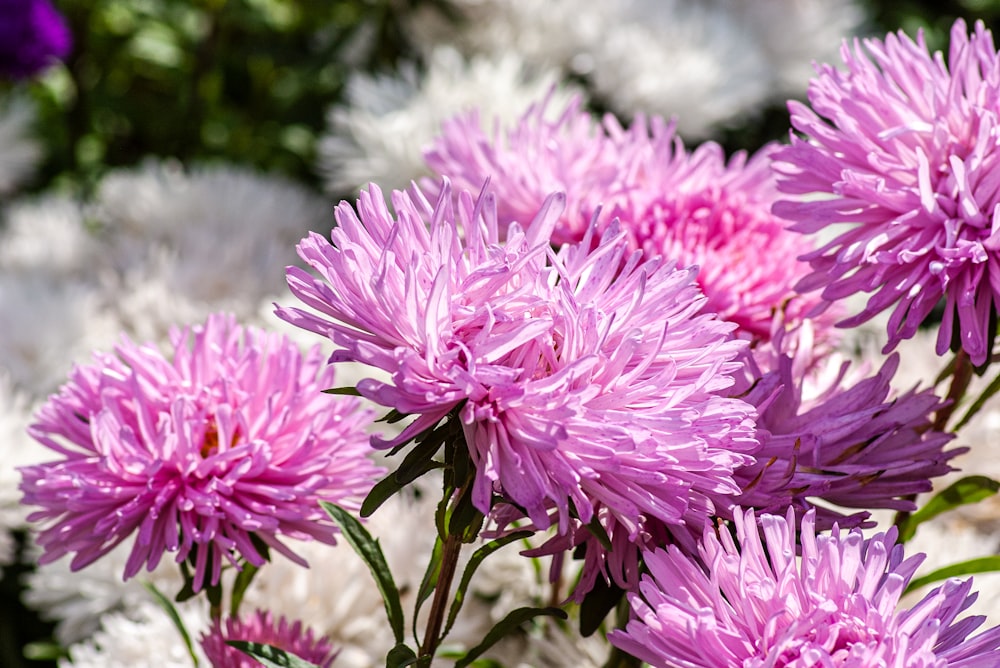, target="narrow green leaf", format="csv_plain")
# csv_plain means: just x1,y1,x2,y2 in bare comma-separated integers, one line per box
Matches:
321,501,406,644
954,371,1000,430
361,459,443,518
905,556,1000,594
230,561,261,617
378,409,409,424
22,641,67,661
228,641,321,668
454,607,568,668
443,531,534,638
322,386,362,396
386,643,419,668
579,575,625,637
898,476,1000,542
145,582,200,667
448,484,485,543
